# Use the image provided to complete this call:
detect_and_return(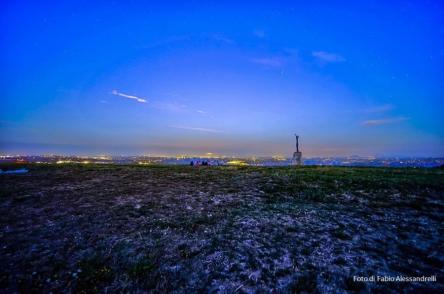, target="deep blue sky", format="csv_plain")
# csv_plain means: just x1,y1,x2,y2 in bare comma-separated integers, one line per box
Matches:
1,1,443,156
